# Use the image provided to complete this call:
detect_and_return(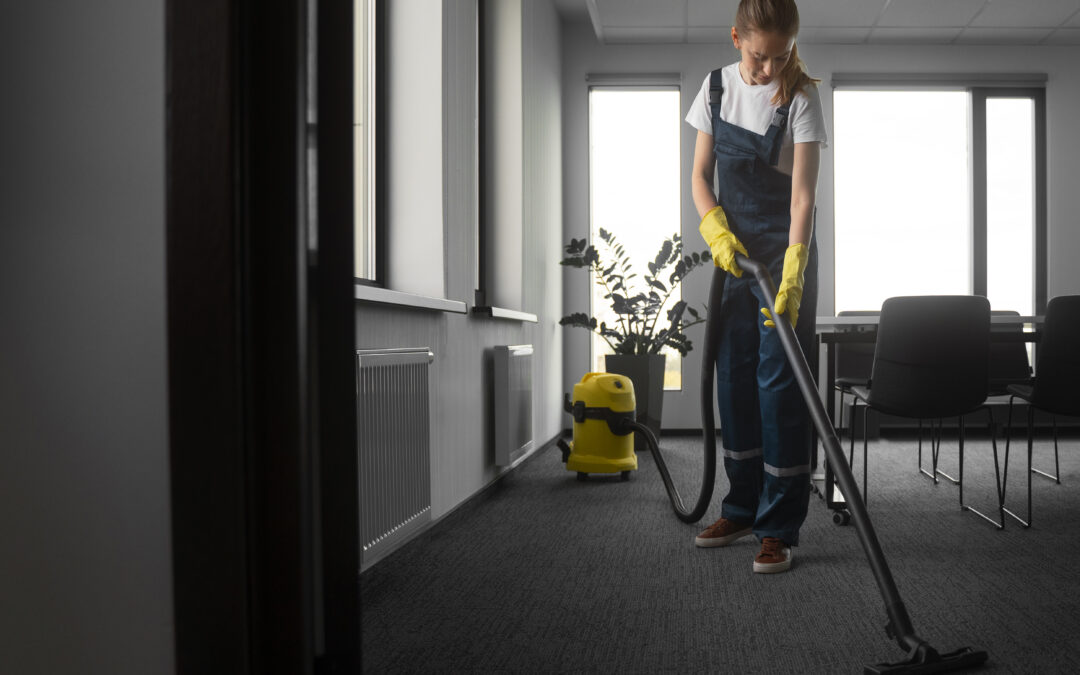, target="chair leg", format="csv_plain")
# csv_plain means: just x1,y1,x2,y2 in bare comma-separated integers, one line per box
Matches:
859,399,868,501
1031,415,1062,483
838,389,846,440
848,398,857,469
861,404,869,506
1003,402,1033,528
918,419,939,484
936,417,961,485
1002,395,1015,501
957,417,964,506
960,407,1005,530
